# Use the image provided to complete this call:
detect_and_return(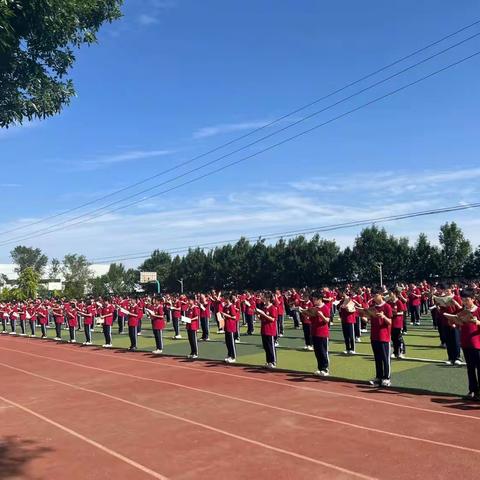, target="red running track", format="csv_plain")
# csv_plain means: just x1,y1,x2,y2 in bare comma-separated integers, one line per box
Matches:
0,335,479,479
